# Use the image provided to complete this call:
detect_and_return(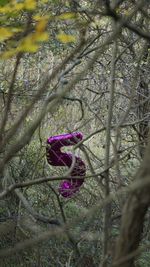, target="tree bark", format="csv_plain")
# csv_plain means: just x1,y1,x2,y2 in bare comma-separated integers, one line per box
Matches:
113,132,150,267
